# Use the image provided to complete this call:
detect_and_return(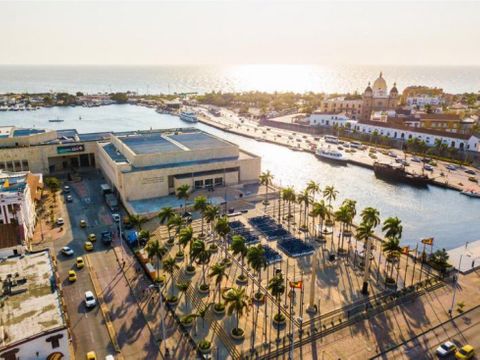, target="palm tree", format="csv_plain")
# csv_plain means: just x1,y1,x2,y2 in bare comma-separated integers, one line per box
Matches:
224,287,250,338
193,196,208,236
361,207,380,228
208,263,229,309
311,200,328,238
176,281,191,311
158,206,176,241
145,239,167,283
191,239,211,288
128,214,147,232
297,189,311,232
323,185,338,207
356,222,374,295
281,186,296,231
247,244,267,300
214,216,231,259
204,204,220,235
306,180,320,198
342,199,357,254
259,170,274,209
382,237,402,281
162,257,179,295
334,205,349,252
178,225,194,260
168,213,185,247
230,235,248,282
382,217,403,282
267,273,286,341
176,184,191,212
